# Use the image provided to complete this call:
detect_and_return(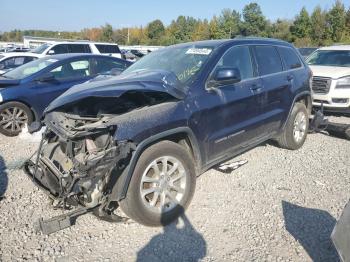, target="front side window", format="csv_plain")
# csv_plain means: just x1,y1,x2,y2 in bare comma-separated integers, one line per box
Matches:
255,46,283,76
278,47,302,70
50,44,69,55
215,46,254,80
307,50,350,67
50,59,90,80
